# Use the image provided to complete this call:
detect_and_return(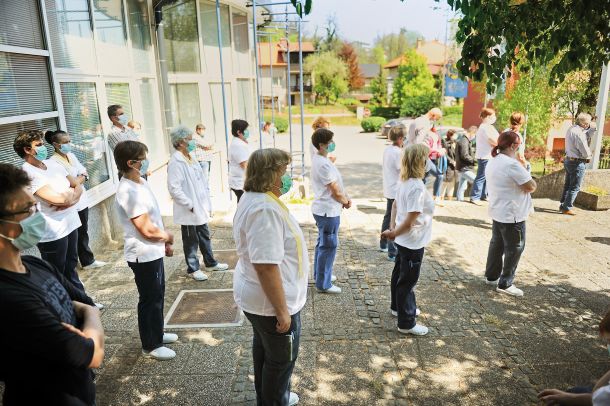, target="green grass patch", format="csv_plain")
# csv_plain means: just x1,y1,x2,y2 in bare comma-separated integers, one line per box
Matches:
583,186,608,196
